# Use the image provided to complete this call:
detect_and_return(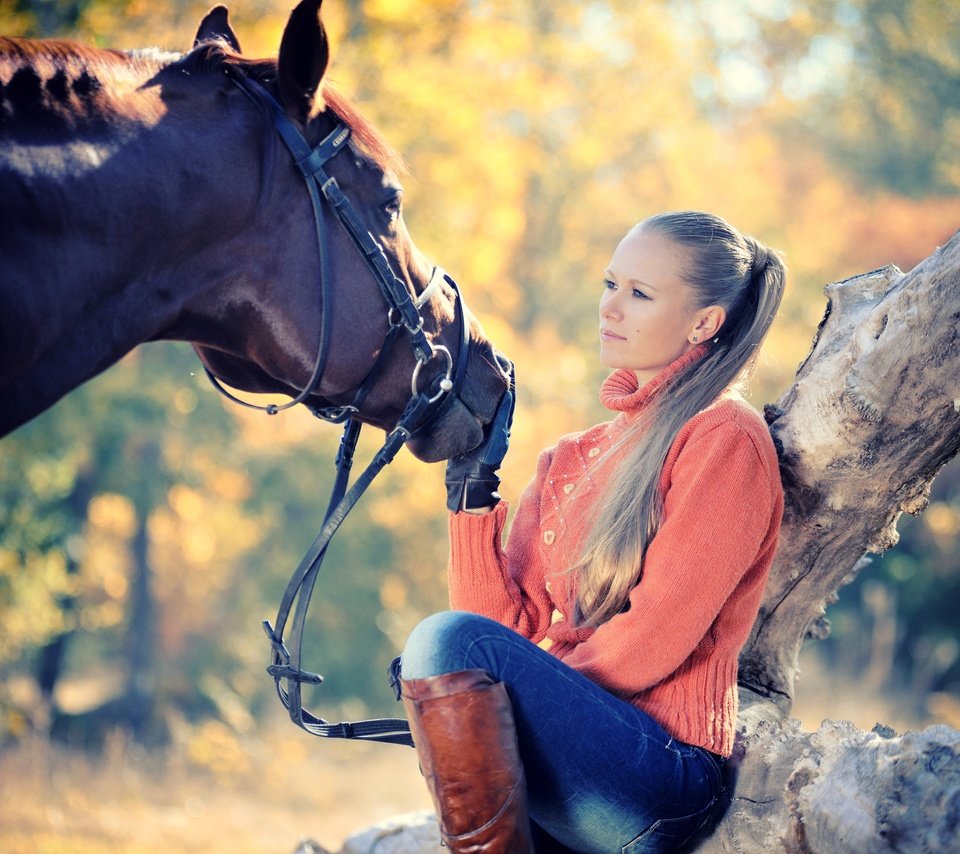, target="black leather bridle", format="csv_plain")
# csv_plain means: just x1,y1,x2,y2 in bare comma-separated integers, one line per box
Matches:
203,70,479,747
